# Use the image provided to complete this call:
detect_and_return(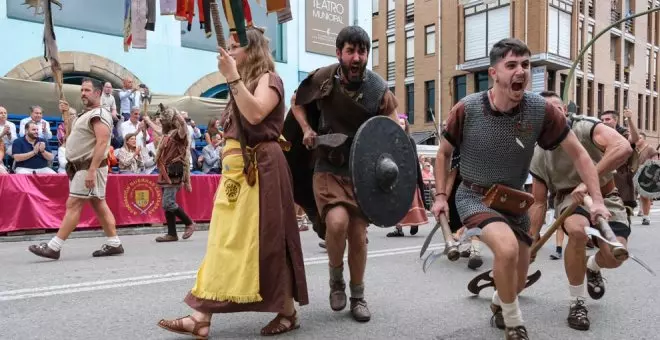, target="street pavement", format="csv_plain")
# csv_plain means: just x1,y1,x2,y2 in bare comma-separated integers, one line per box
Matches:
1,210,659,340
